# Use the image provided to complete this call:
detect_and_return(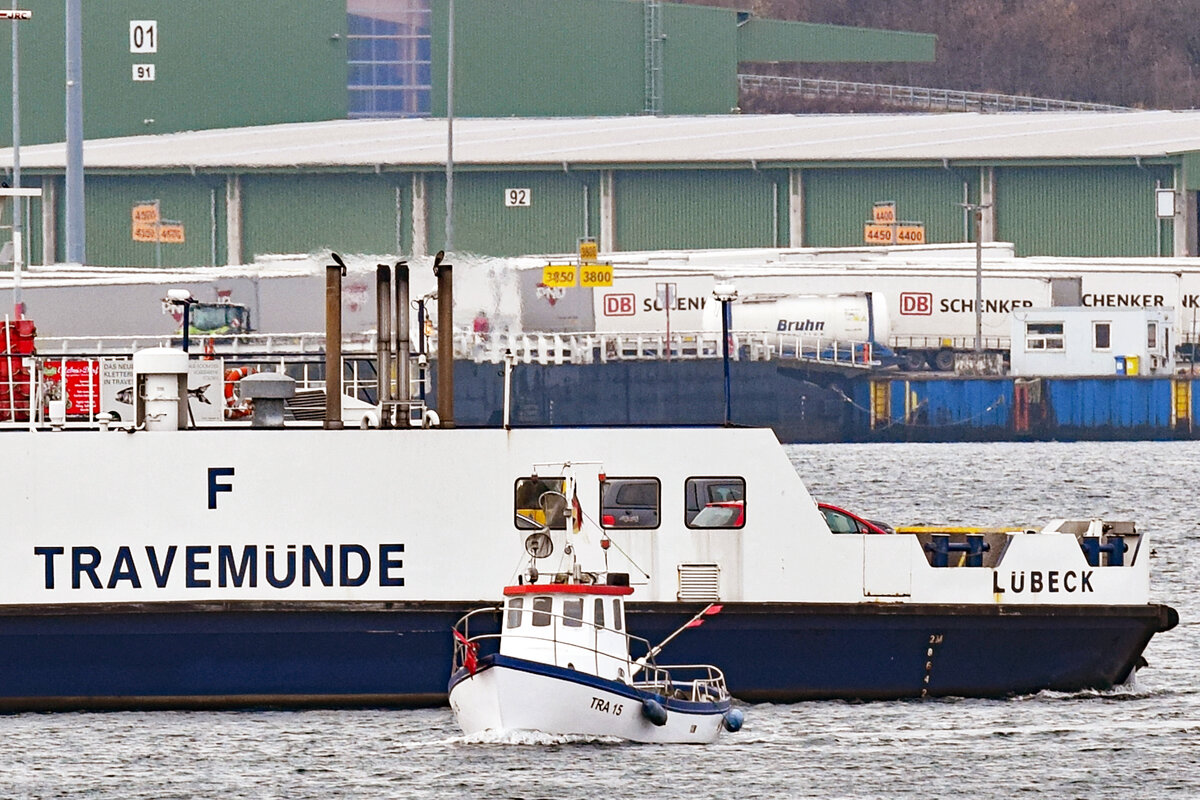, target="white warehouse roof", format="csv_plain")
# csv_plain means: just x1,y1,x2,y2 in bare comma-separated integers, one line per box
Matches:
7,111,1200,171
